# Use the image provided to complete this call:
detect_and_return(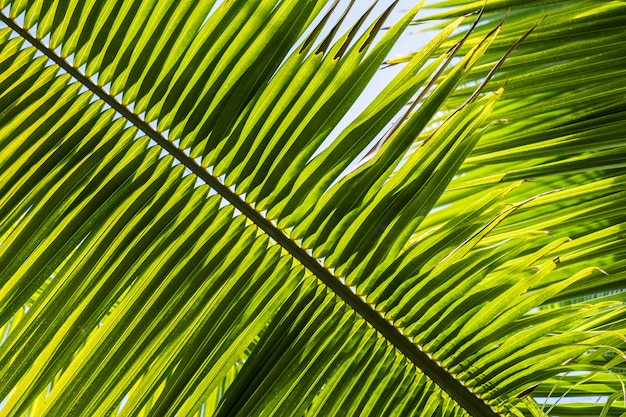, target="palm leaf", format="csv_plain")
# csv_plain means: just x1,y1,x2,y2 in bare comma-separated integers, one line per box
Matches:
0,0,624,416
